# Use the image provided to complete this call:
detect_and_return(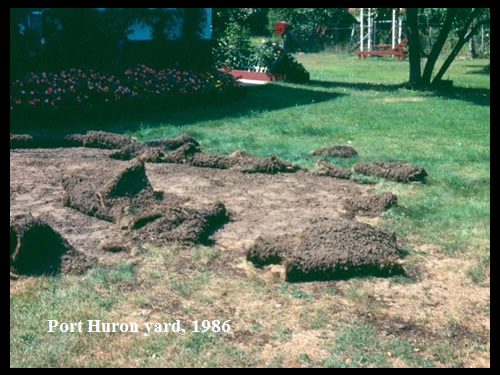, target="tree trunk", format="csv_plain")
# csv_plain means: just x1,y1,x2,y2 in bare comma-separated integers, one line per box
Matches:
469,26,477,59
421,8,458,86
432,19,488,85
406,8,422,87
